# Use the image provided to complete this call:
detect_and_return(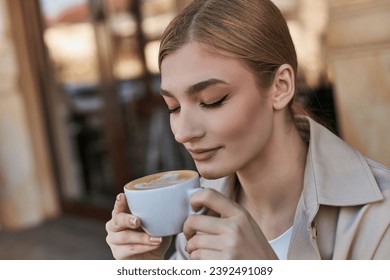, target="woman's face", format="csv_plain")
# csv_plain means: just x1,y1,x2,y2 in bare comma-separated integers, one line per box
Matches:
160,42,275,179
